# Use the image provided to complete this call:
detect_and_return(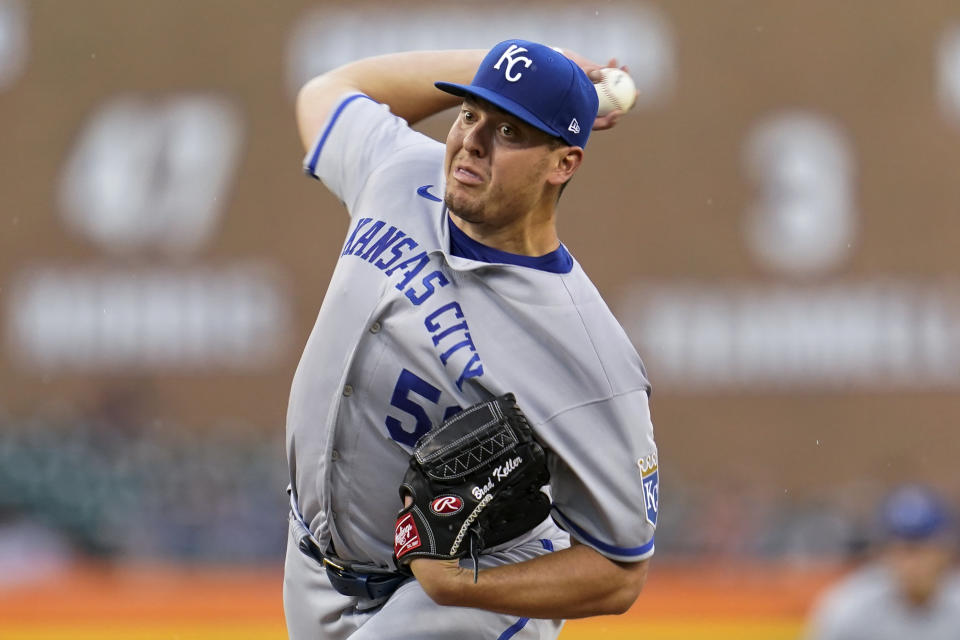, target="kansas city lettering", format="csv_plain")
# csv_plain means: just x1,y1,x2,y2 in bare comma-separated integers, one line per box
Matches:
425,302,484,390
341,217,485,387
343,217,449,306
